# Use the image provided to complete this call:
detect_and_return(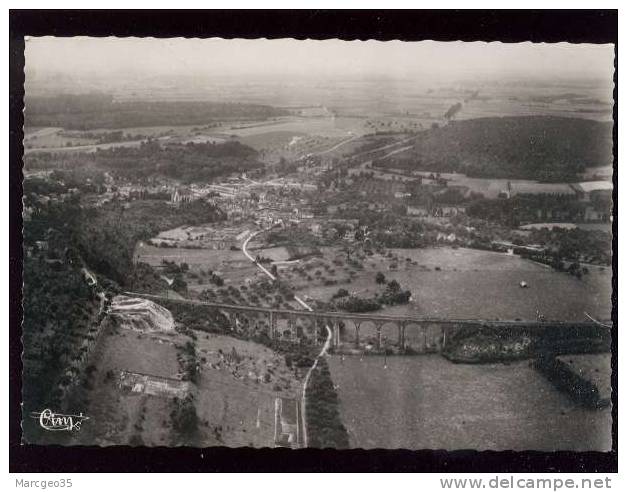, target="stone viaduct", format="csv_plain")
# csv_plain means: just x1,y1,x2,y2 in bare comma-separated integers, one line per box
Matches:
125,292,609,354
